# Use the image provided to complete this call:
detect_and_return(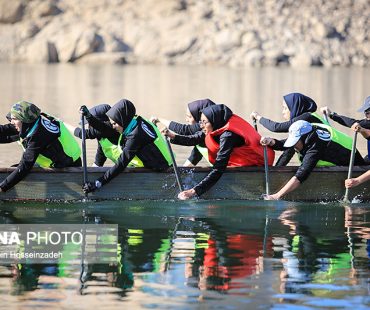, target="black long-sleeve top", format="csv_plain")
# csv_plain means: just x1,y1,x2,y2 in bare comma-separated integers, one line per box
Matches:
172,130,244,196
330,113,370,136
169,121,206,165
85,114,170,186
0,118,81,192
0,123,19,143
271,129,365,183
259,112,324,166
74,125,119,166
